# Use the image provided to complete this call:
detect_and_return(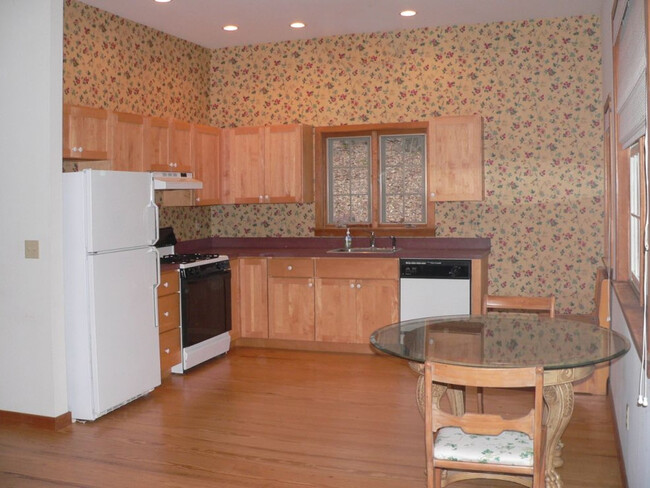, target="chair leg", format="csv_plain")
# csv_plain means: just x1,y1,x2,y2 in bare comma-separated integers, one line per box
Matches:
434,467,442,488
